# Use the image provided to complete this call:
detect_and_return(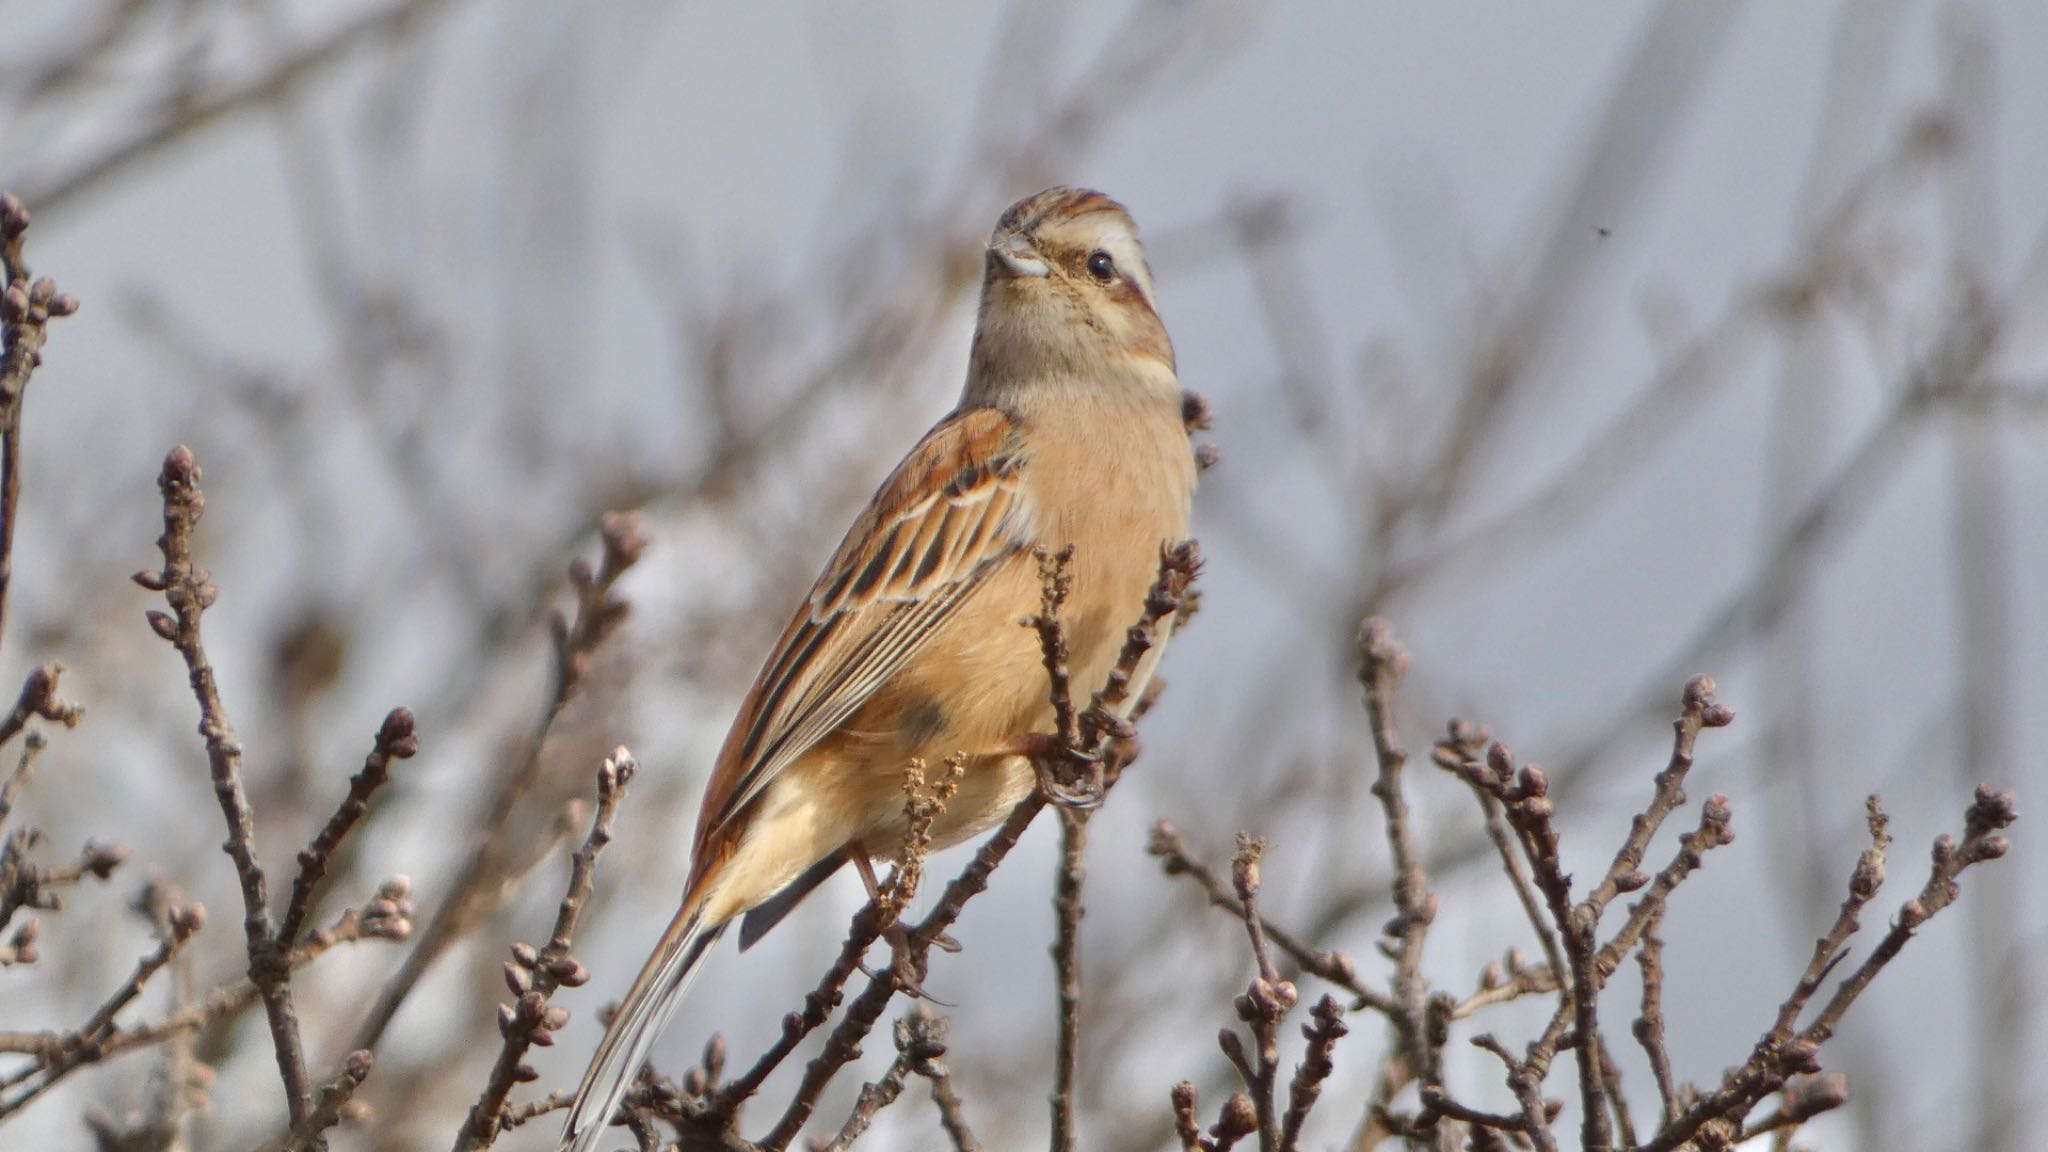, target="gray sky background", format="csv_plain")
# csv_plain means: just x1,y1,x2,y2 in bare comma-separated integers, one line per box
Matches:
4,2,2044,1149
